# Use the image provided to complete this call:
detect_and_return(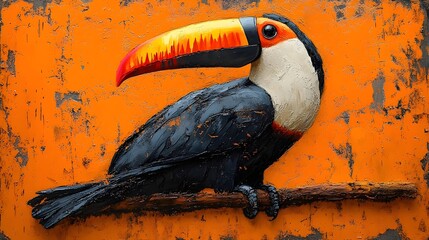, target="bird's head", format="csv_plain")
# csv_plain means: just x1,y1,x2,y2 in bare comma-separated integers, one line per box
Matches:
116,14,323,92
